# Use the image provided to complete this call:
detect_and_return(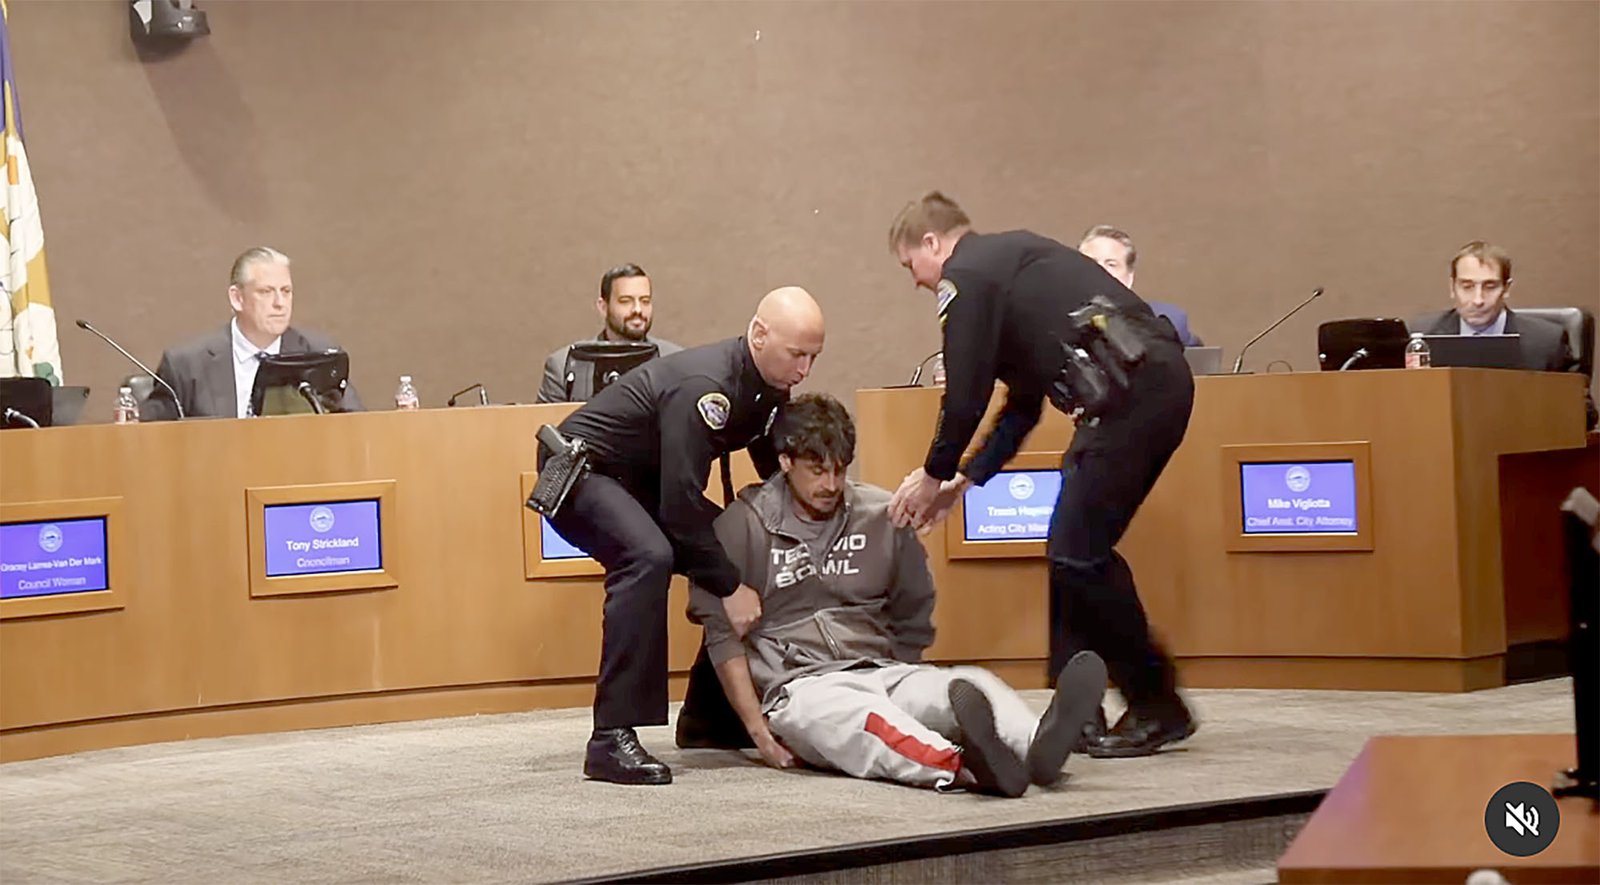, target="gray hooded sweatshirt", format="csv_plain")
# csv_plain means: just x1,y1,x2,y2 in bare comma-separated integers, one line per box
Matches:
688,477,937,709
